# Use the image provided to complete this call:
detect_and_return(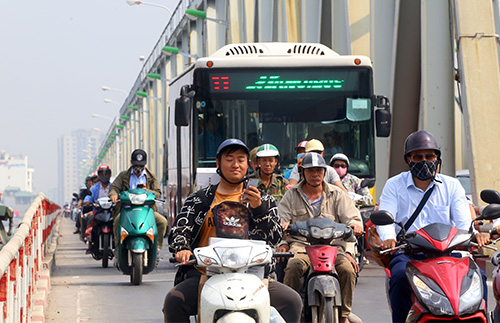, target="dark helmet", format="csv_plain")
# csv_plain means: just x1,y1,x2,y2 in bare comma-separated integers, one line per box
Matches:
299,152,327,170
403,130,441,163
216,139,249,159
